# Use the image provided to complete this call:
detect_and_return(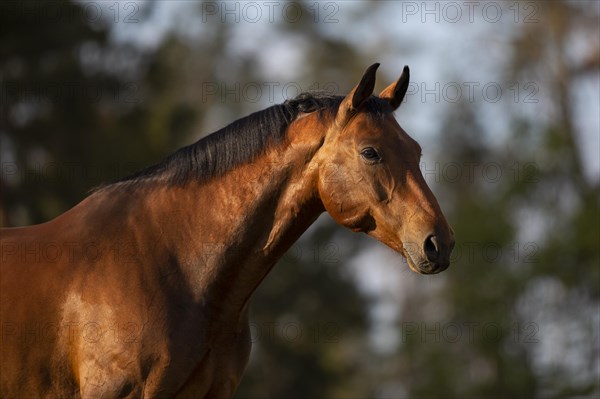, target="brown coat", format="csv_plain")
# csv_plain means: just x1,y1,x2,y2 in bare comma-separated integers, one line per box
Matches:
0,64,454,398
